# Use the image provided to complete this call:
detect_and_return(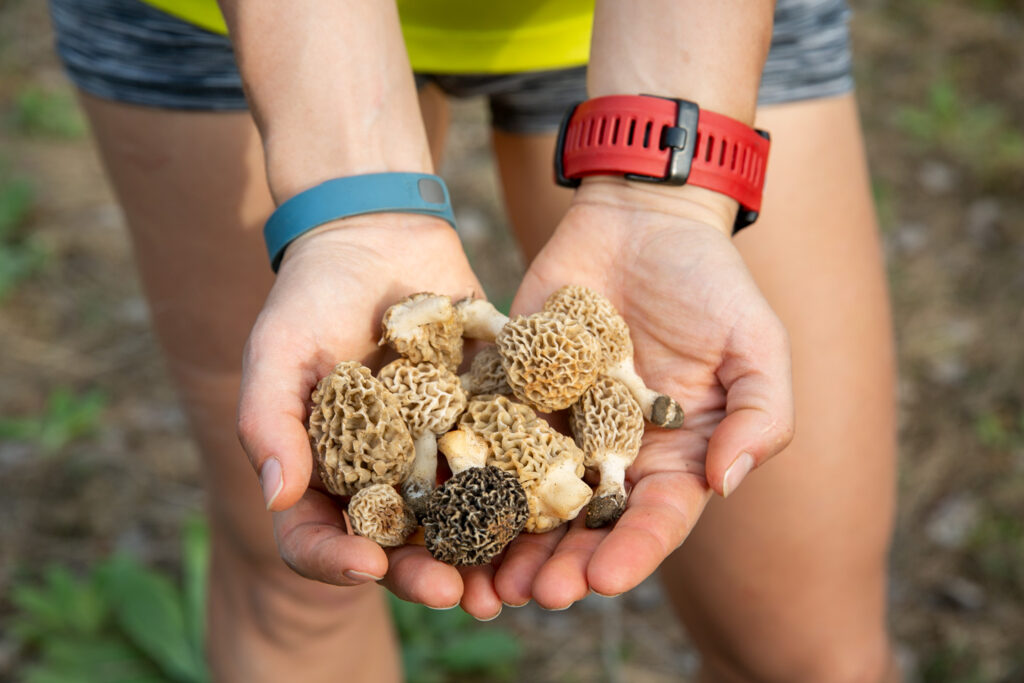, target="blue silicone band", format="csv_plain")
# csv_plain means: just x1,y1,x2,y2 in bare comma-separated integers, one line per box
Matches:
263,172,457,271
